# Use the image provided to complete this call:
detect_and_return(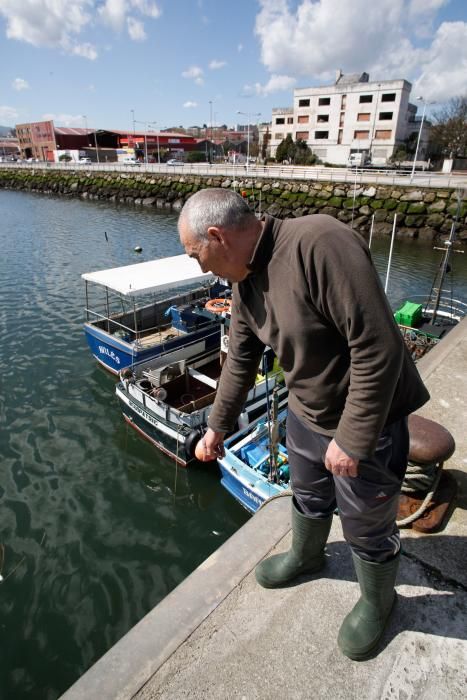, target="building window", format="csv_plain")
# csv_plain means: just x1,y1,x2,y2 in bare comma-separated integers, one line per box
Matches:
317,114,329,123
274,133,284,140
287,117,293,124
296,131,309,140
318,97,331,106
379,112,393,120
275,117,285,125
337,129,343,144
341,94,347,109
359,95,373,103
339,113,344,127
298,115,309,124
375,129,392,139
315,131,329,139
354,130,370,139
357,113,371,121
298,98,310,107
382,93,396,102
